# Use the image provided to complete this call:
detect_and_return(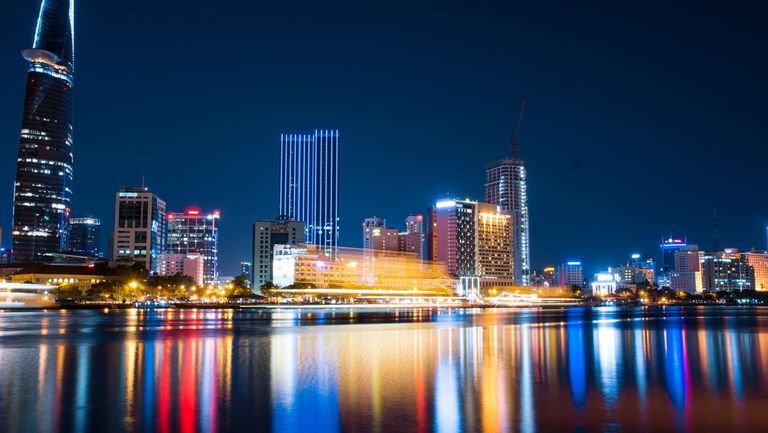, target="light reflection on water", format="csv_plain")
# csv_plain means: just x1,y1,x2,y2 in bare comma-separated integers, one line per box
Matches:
0,307,768,432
